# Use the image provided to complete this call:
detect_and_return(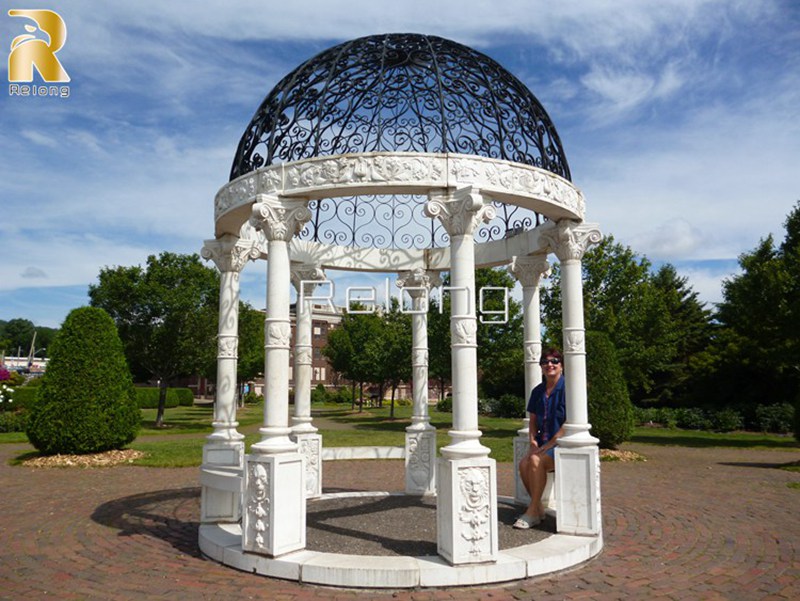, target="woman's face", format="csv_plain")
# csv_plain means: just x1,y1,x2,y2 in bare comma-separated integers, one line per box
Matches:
540,355,563,380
